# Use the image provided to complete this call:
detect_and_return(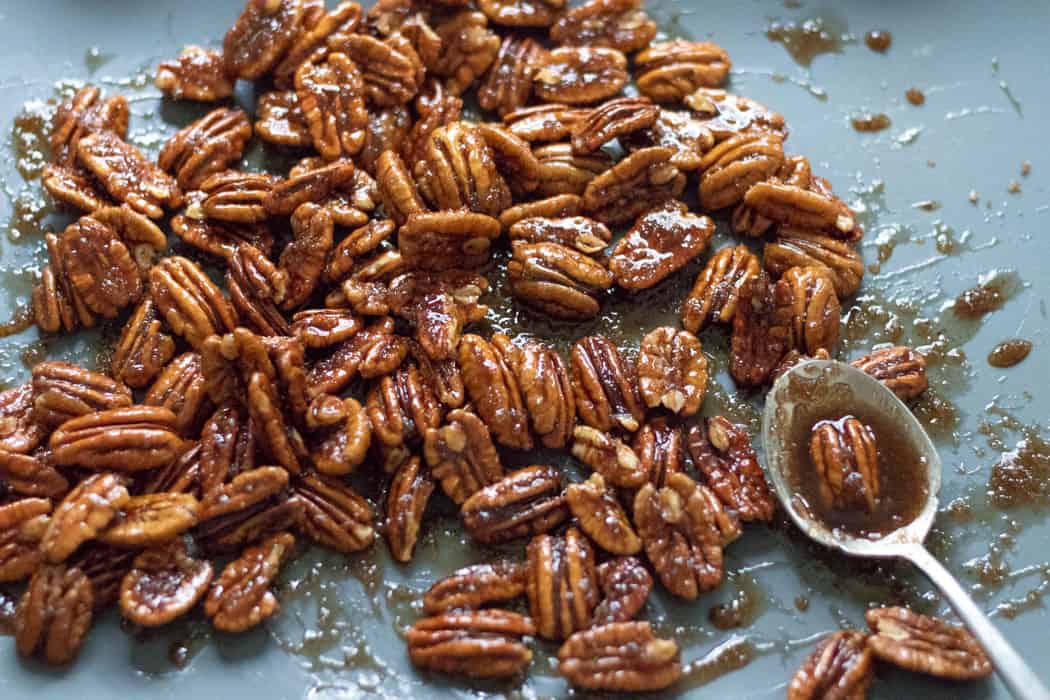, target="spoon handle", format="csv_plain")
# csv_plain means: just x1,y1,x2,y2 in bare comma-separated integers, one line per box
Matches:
902,544,1050,700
